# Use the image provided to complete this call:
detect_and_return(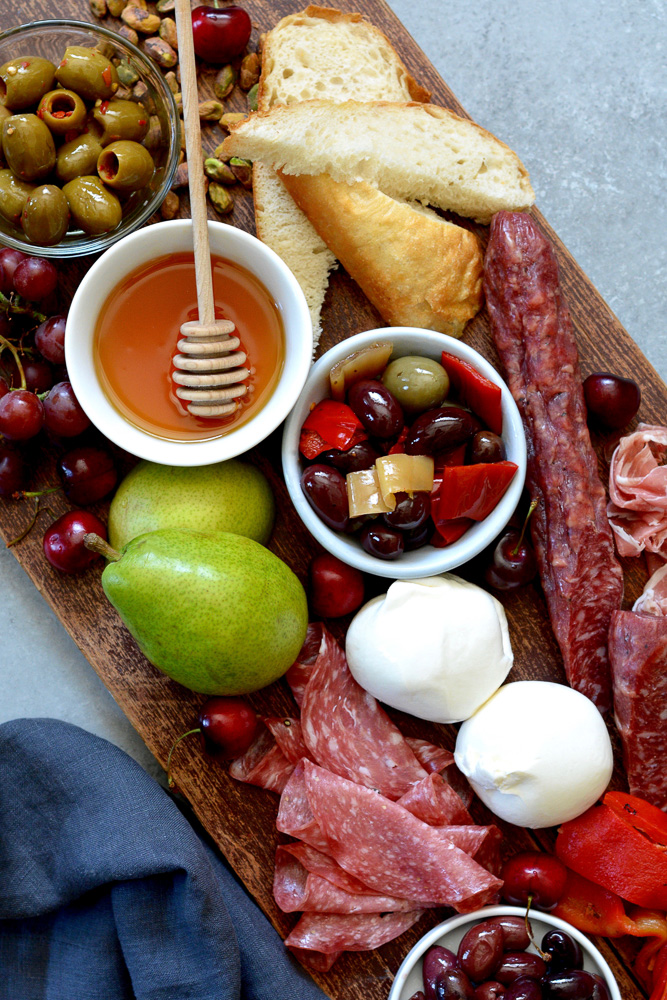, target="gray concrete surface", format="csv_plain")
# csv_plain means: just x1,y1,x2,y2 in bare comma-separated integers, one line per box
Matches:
0,0,665,778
